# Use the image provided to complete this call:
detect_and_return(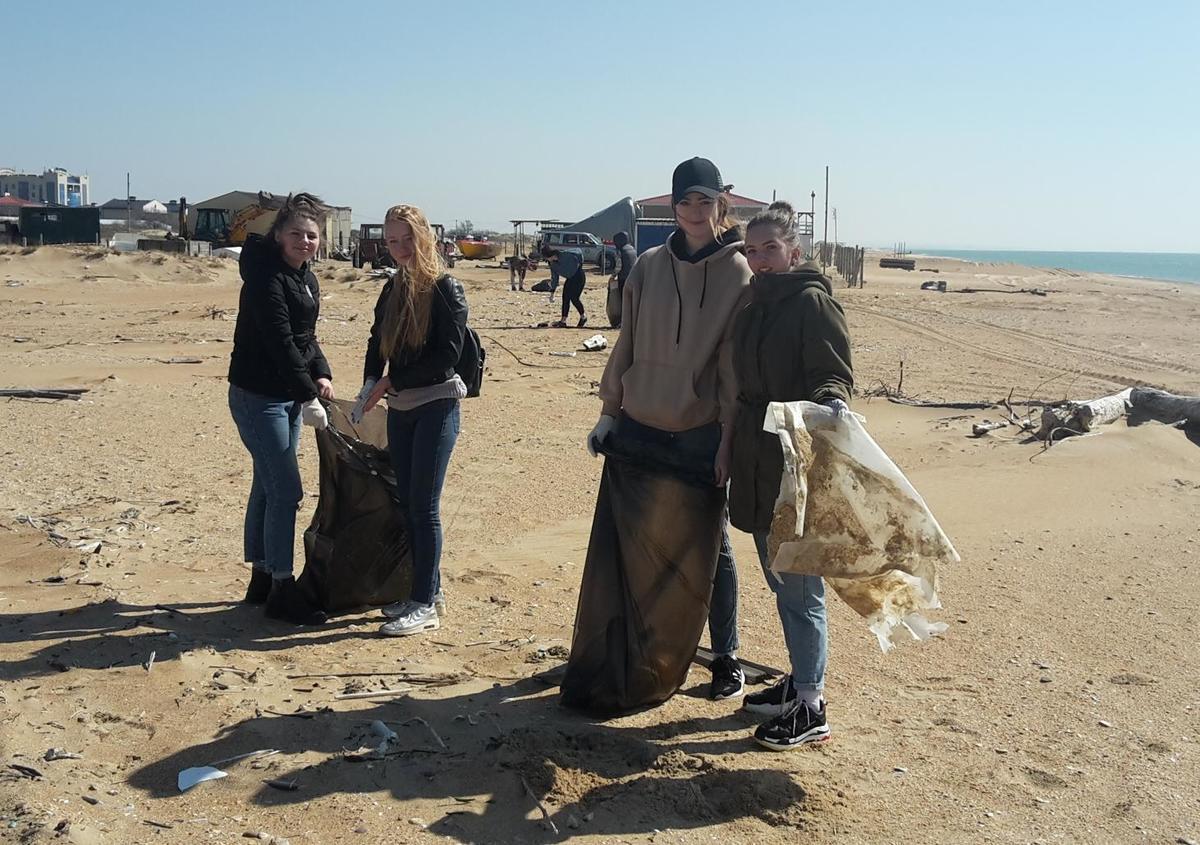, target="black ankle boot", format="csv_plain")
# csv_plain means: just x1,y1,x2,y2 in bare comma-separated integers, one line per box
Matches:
265,576,327,626
243,569,273,605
